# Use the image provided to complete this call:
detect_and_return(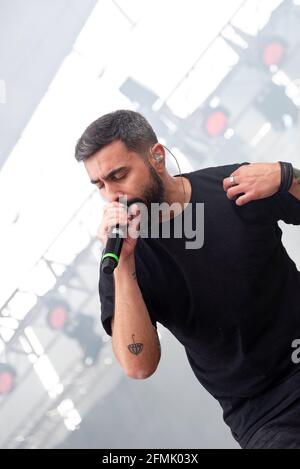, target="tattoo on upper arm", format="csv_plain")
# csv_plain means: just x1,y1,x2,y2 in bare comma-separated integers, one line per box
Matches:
293,167,300,185
128,334,143,355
